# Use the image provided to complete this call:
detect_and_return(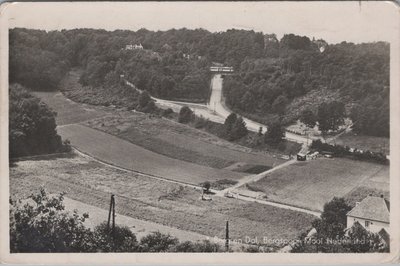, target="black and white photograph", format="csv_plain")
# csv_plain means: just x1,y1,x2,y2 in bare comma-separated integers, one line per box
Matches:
0,1,399,264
